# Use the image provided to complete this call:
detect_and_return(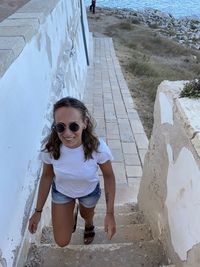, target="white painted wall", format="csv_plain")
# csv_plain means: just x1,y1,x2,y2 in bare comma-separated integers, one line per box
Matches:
159,92,173,125
138,81,200,266
0,0,89,266
166,146,200,261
